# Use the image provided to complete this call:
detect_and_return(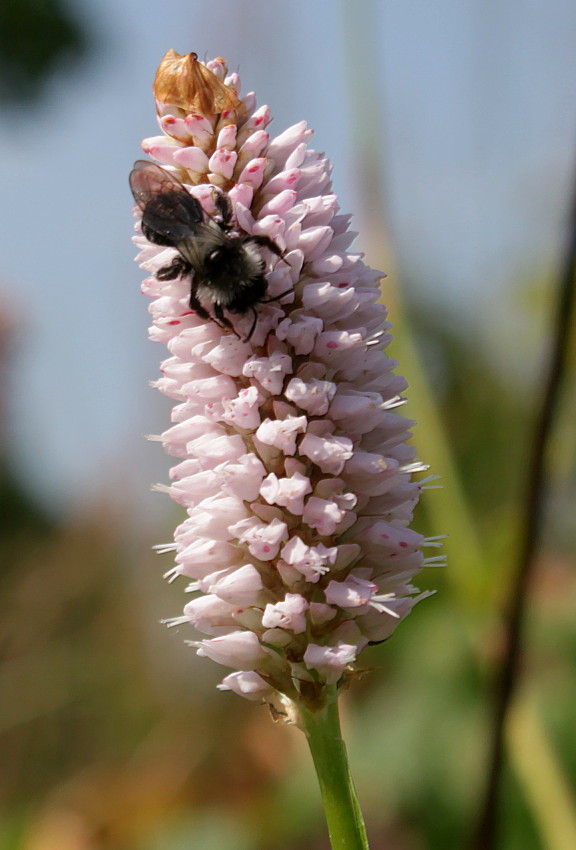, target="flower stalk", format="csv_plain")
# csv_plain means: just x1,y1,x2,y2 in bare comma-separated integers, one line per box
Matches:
300,691,370,849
